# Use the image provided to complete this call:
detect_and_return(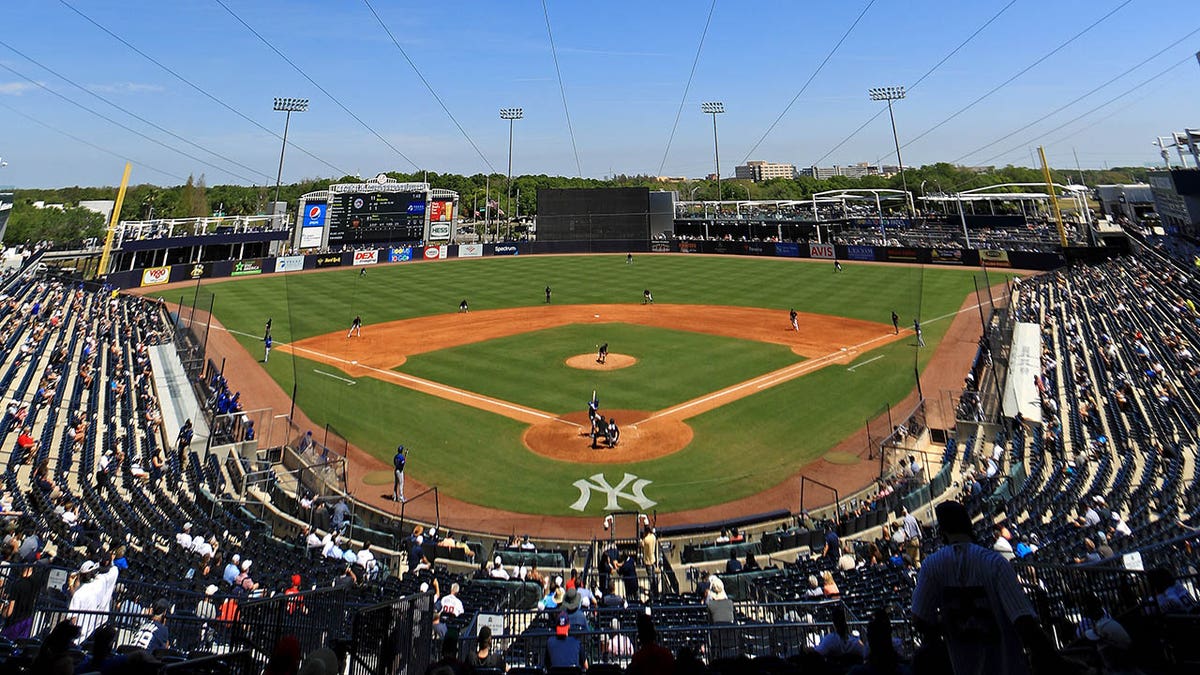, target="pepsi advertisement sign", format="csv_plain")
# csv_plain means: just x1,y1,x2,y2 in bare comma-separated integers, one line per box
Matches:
303,203,327,228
